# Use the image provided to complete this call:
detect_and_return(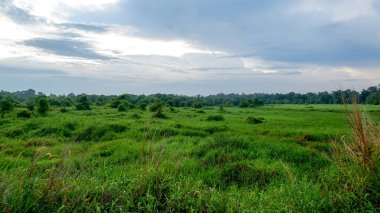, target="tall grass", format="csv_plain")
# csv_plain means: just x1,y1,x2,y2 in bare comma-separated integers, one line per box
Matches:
343,97,379,173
